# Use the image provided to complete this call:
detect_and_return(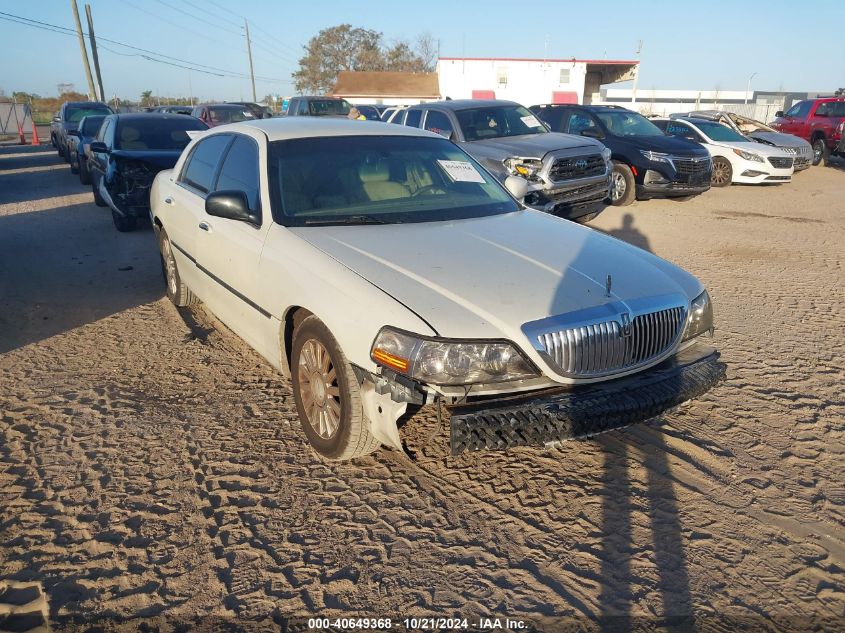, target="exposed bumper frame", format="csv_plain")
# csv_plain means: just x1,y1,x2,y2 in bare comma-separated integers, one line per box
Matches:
449,344,725,454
